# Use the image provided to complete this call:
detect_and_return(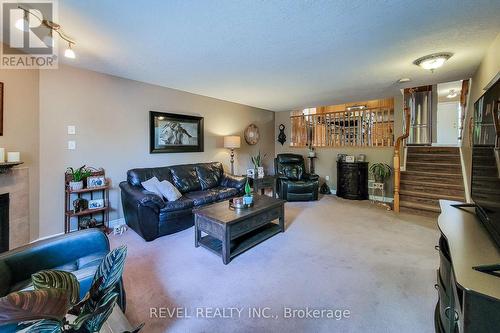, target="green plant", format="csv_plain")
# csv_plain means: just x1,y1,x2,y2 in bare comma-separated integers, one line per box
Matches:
66,166,92,182
0,246,144,333
245,178,252,196
250,151,267,168
369,163,392,183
